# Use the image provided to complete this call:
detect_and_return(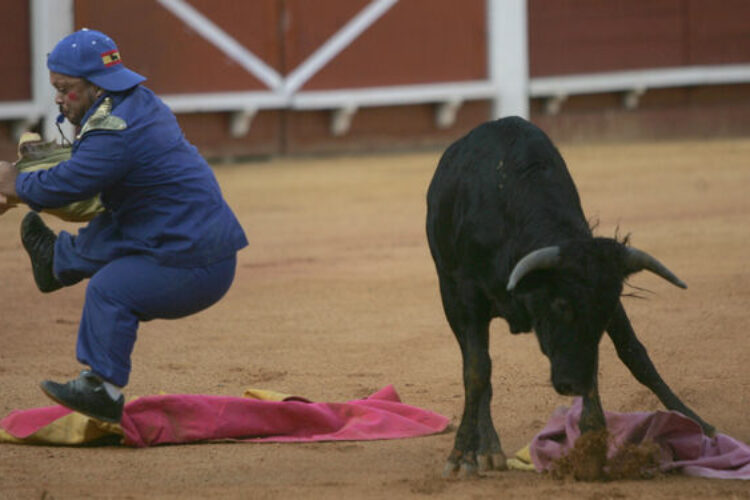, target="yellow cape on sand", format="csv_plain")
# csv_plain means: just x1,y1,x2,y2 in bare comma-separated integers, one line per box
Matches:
507,444,536,471
0,386,536,471
14,132,104,222
0,411,122,445
0,388,299,446
245,388,536,470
